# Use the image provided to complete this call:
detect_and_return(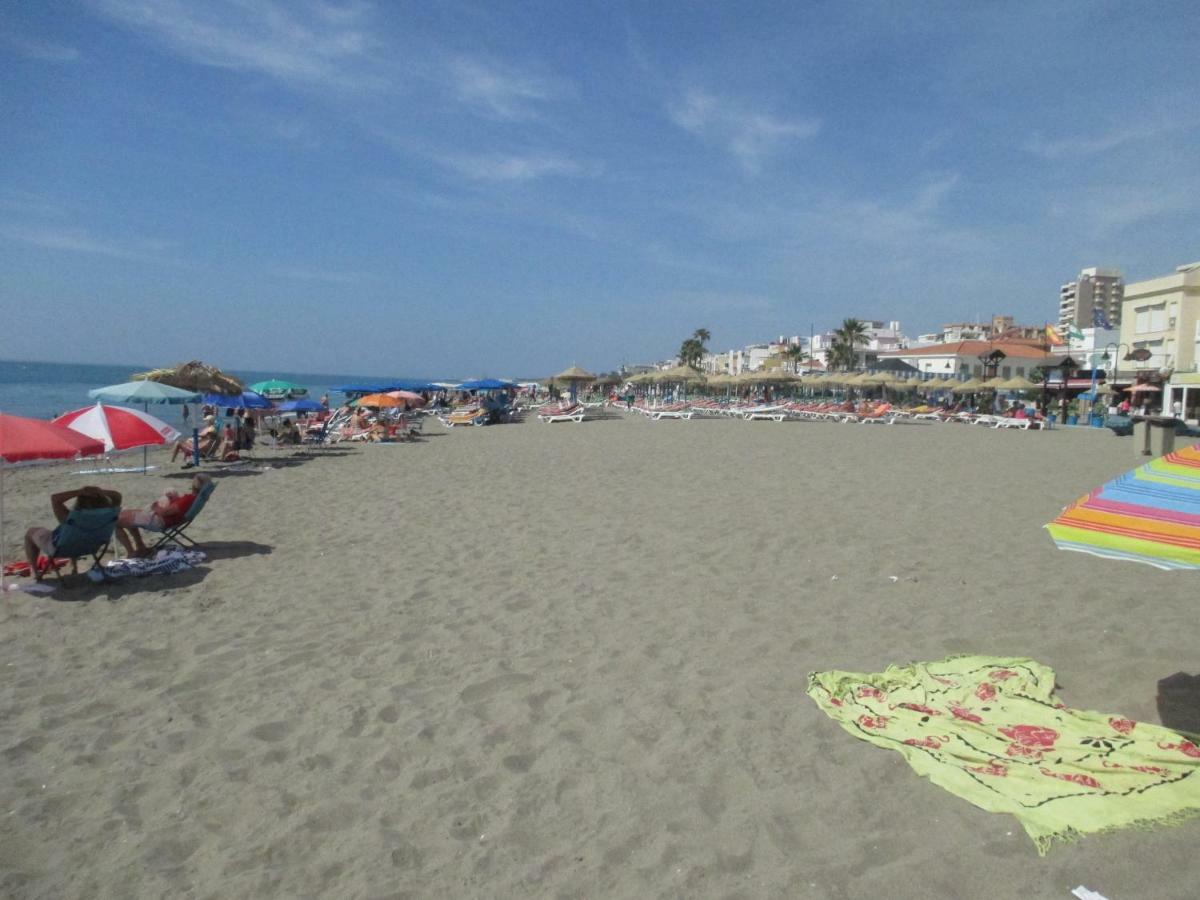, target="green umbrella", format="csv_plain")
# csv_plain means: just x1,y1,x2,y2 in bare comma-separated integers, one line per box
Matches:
250,379,307,398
